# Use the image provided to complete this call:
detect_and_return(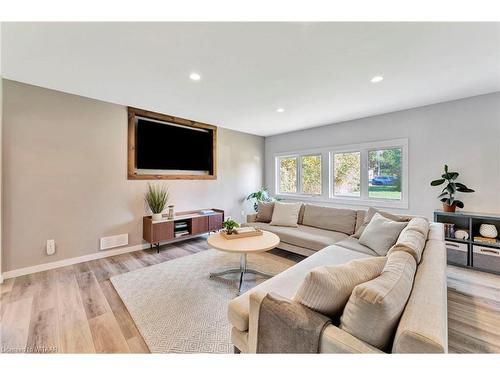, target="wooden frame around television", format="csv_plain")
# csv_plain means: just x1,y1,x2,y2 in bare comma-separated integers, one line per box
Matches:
127,107,217,180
